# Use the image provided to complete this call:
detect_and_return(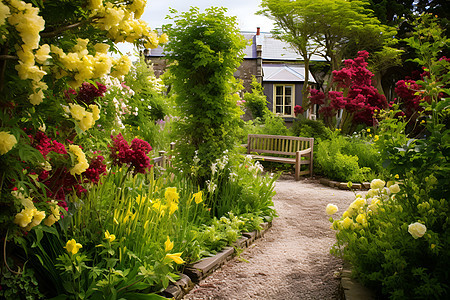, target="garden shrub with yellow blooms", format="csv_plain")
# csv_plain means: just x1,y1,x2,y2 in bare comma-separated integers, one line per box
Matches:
329,176,449,299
